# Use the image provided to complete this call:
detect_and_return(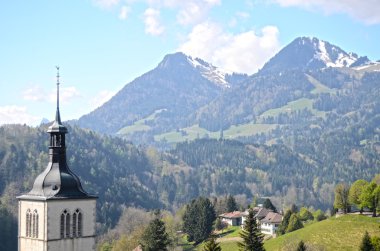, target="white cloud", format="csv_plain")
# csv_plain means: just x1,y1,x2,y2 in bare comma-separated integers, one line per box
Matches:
144,8,165,36
0,106,40,126
93,0,120,9
236,11,250,19
23,85,81,104
119,5,131,20
90,90,116,109
54,87,81,104
274,0,380,24
178,22,281,74
176,0,221,25
144,0,220,25
23,86,46,102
